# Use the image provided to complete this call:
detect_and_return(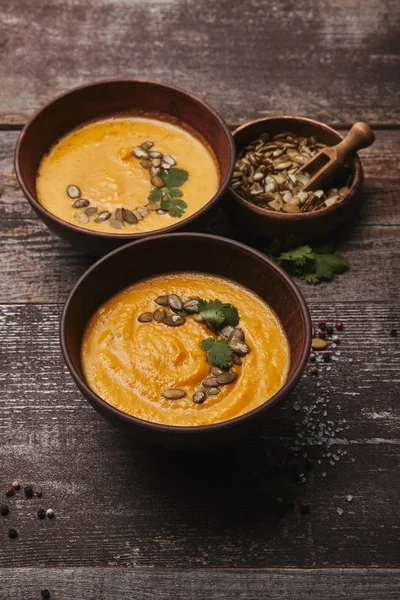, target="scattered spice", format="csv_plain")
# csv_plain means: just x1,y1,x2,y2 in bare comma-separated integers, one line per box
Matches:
8,528,18,539
24,485,33,498
299,502,311,515
12,480,20,490
0,504,9,516
37,508,46,520
231,131,351,213
35,487,43,498
335,321,344,330
323,352,331,362
46,509,55,519
5,487,14,497
390,328,397,337
41,590,51,599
